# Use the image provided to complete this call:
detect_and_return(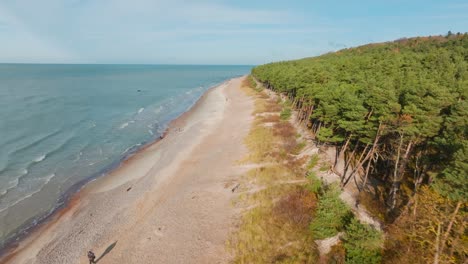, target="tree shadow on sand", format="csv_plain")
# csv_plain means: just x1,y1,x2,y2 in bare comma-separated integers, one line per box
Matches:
95,241,117,263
